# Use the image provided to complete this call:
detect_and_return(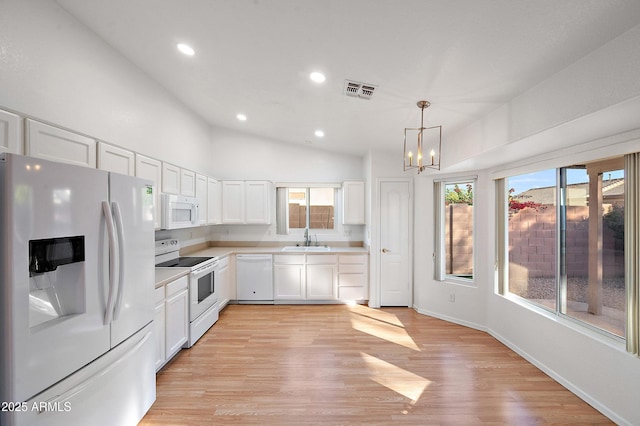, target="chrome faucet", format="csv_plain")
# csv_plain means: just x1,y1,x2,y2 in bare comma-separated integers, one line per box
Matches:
304,228,311,246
